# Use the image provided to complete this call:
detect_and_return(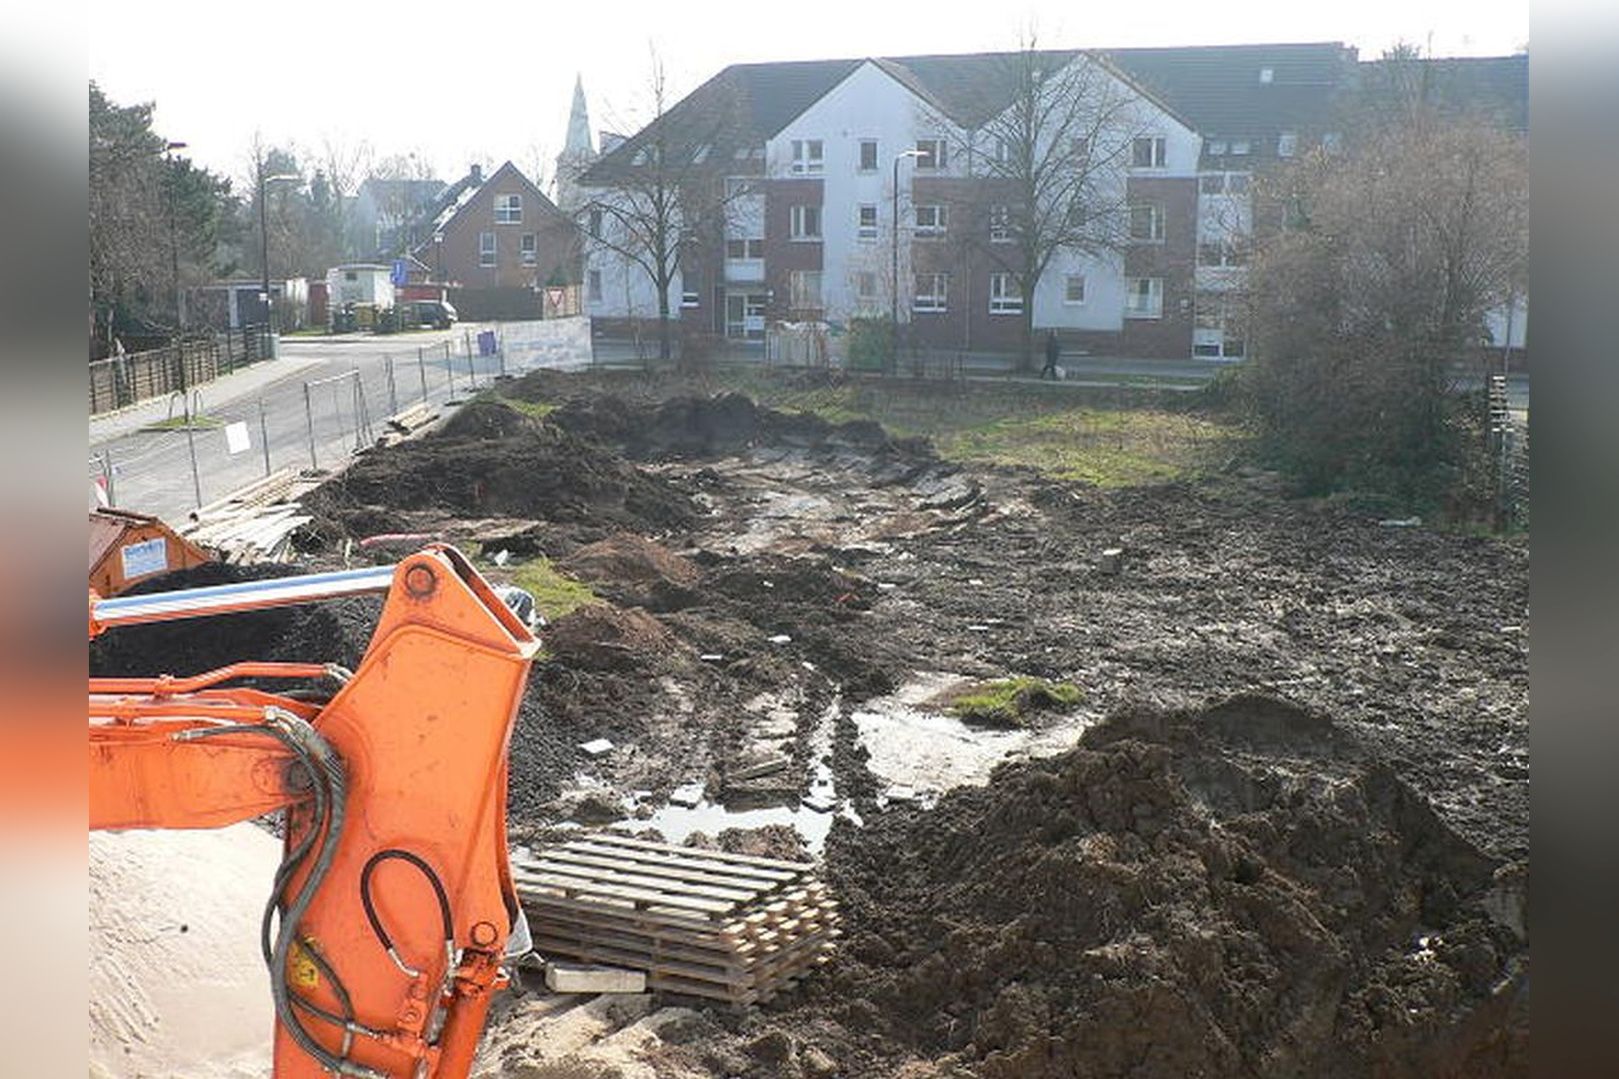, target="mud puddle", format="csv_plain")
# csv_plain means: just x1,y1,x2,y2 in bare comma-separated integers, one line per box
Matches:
852,672,1098,801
